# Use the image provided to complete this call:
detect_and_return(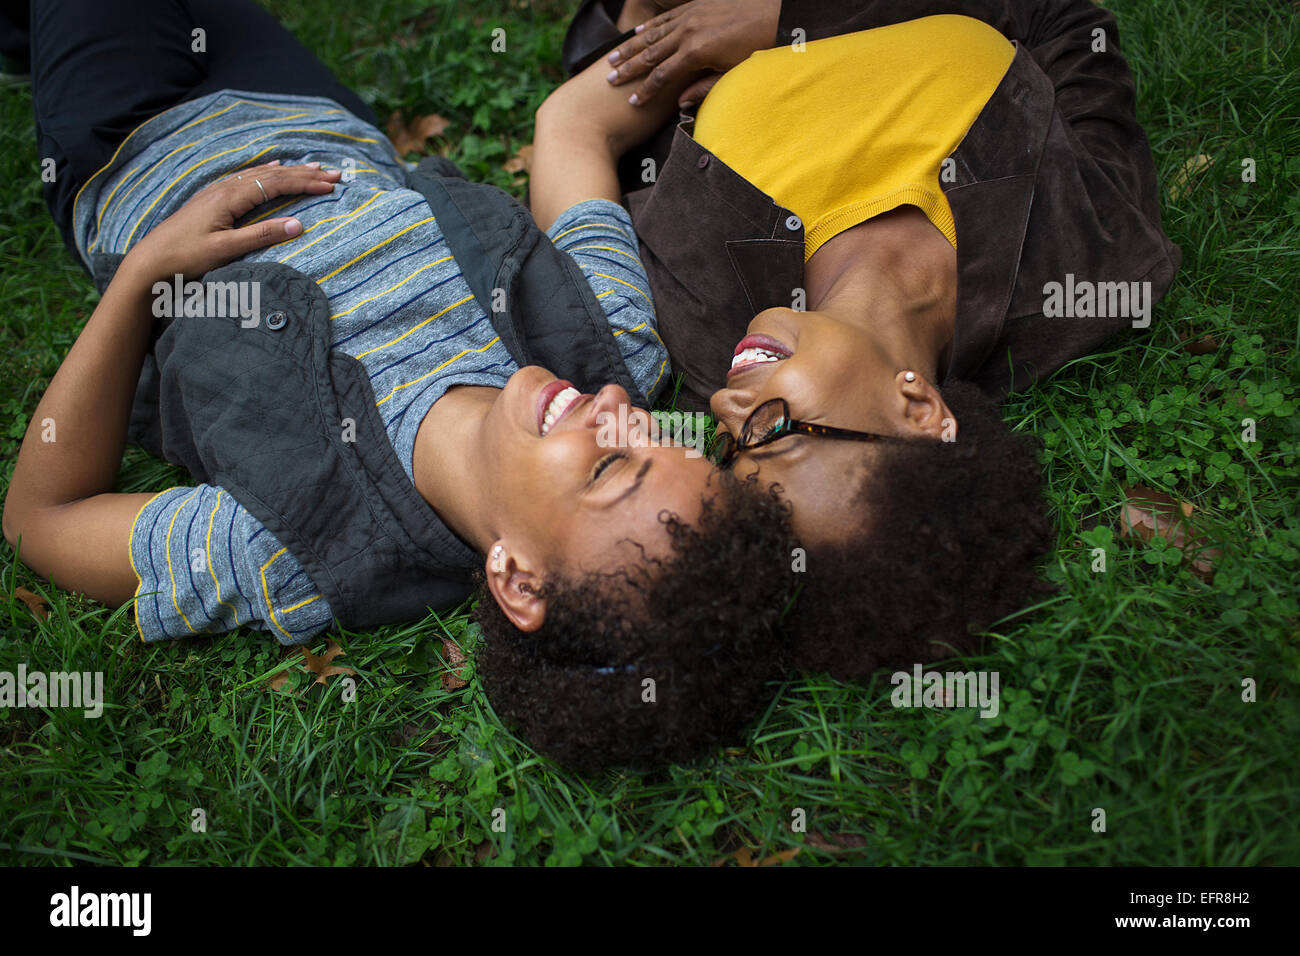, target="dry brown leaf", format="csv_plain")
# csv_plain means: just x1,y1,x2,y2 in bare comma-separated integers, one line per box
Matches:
267,671,293,693
267,640,354,693
1121,485,1194,548
1179,331,1220,355
1168,153,1213,201
441,637,469,691
300,638,356,686
503,144,534,175
386,111,452,157
1188,548,1221,582
9,587,49,621
806,830,869,853
1120,485,1220,580
711,846,800,867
